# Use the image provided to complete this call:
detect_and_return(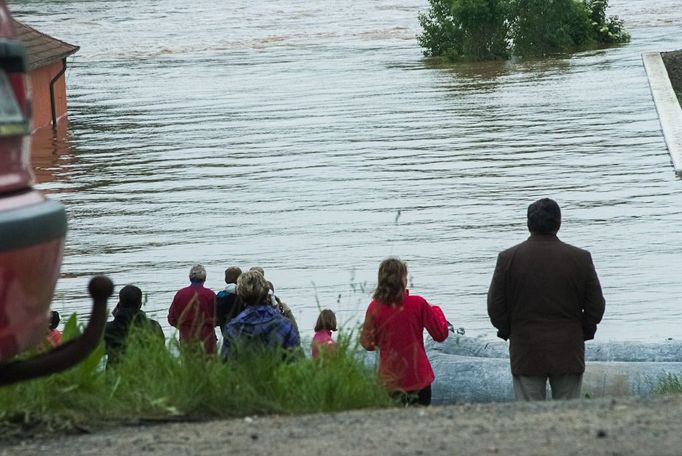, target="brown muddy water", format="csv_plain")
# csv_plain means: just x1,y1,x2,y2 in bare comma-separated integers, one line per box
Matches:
9,0,682,342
